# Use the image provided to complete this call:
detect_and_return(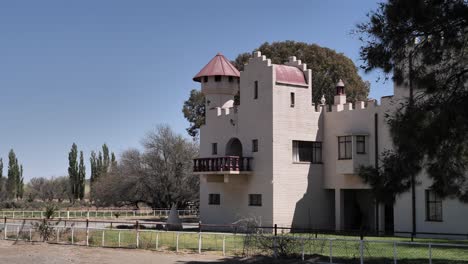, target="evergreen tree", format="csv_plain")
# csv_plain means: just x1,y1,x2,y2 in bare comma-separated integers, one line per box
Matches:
68,143,79,202
6,150,18,199
357,0,468,202
78,151,86,200
0,158,3,196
